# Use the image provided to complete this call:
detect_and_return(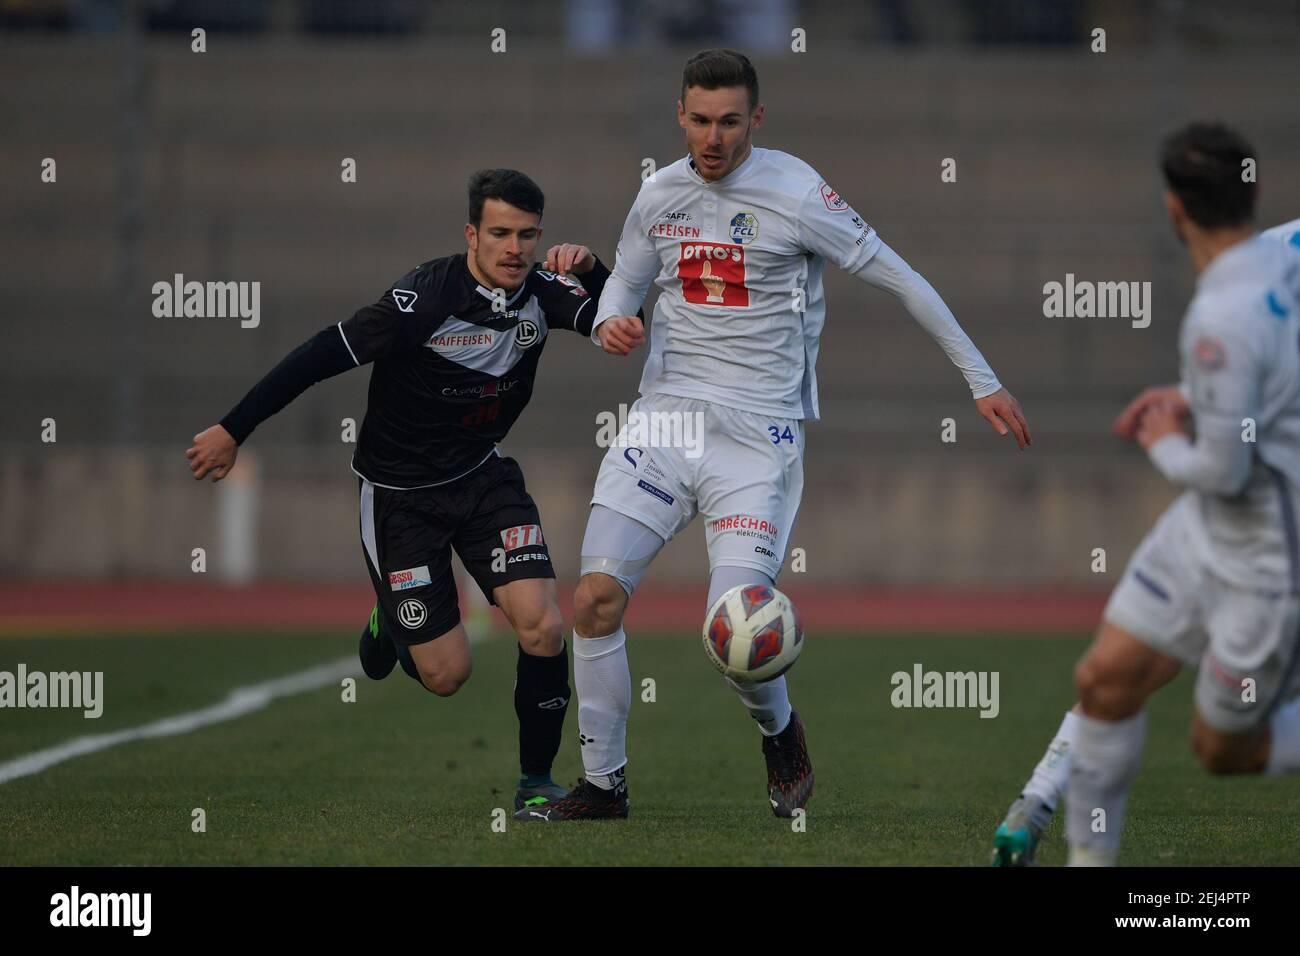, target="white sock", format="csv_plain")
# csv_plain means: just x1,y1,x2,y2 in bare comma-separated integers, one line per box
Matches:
1021,709,1081,809
1266,696,1300,775
1066,710,1146,867
726,674,792,736
573,626,630,789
